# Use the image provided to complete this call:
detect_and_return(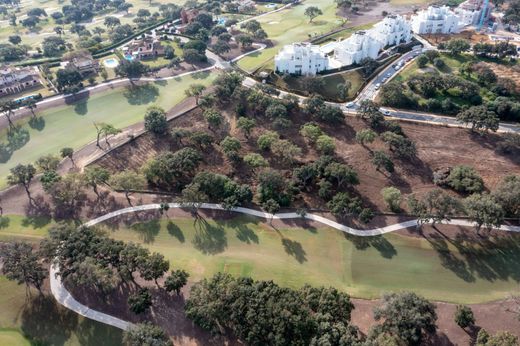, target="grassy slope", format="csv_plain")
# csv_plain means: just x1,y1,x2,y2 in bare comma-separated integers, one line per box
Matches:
0,72,216,188
102,216,520,304
237,0,344,72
